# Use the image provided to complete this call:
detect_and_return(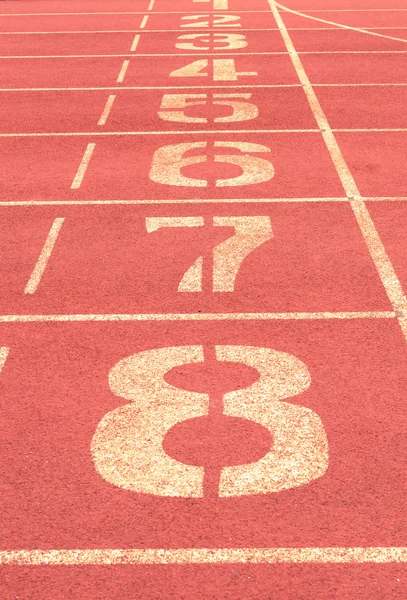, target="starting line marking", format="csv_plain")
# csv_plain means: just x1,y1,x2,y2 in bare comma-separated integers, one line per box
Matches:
2,547,407,565
0,312,394,323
